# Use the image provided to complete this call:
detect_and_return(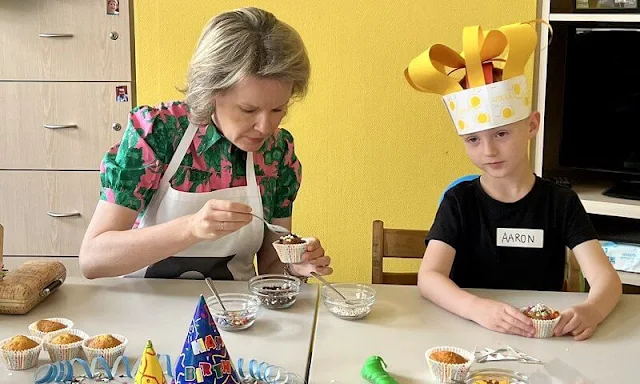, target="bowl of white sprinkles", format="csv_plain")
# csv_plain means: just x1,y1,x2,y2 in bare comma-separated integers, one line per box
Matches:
321,283,376,320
